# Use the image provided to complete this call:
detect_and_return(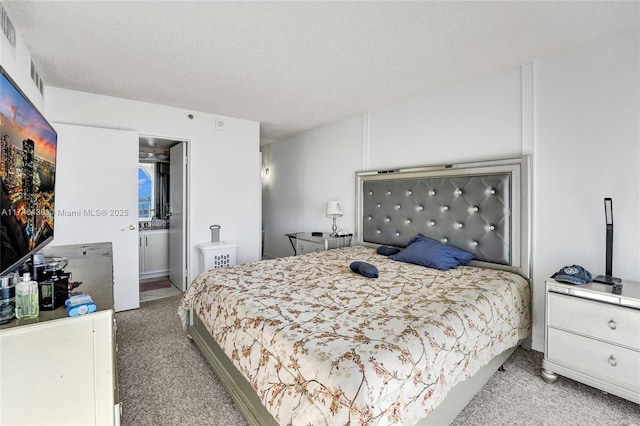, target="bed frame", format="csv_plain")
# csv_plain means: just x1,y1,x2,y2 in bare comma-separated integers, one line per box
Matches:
187,155,532,425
